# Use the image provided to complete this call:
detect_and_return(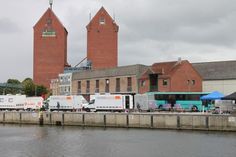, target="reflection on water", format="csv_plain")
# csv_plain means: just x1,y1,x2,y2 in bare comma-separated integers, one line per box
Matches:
0,124,236,157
